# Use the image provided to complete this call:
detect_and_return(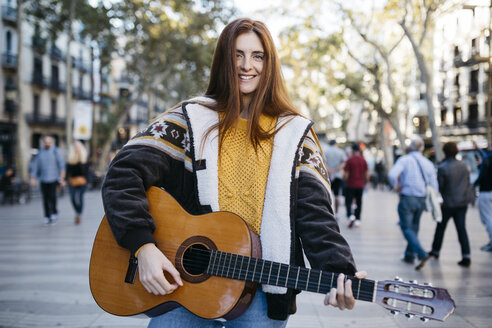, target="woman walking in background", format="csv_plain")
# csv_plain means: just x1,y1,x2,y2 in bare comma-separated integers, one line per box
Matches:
66,141,89,225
